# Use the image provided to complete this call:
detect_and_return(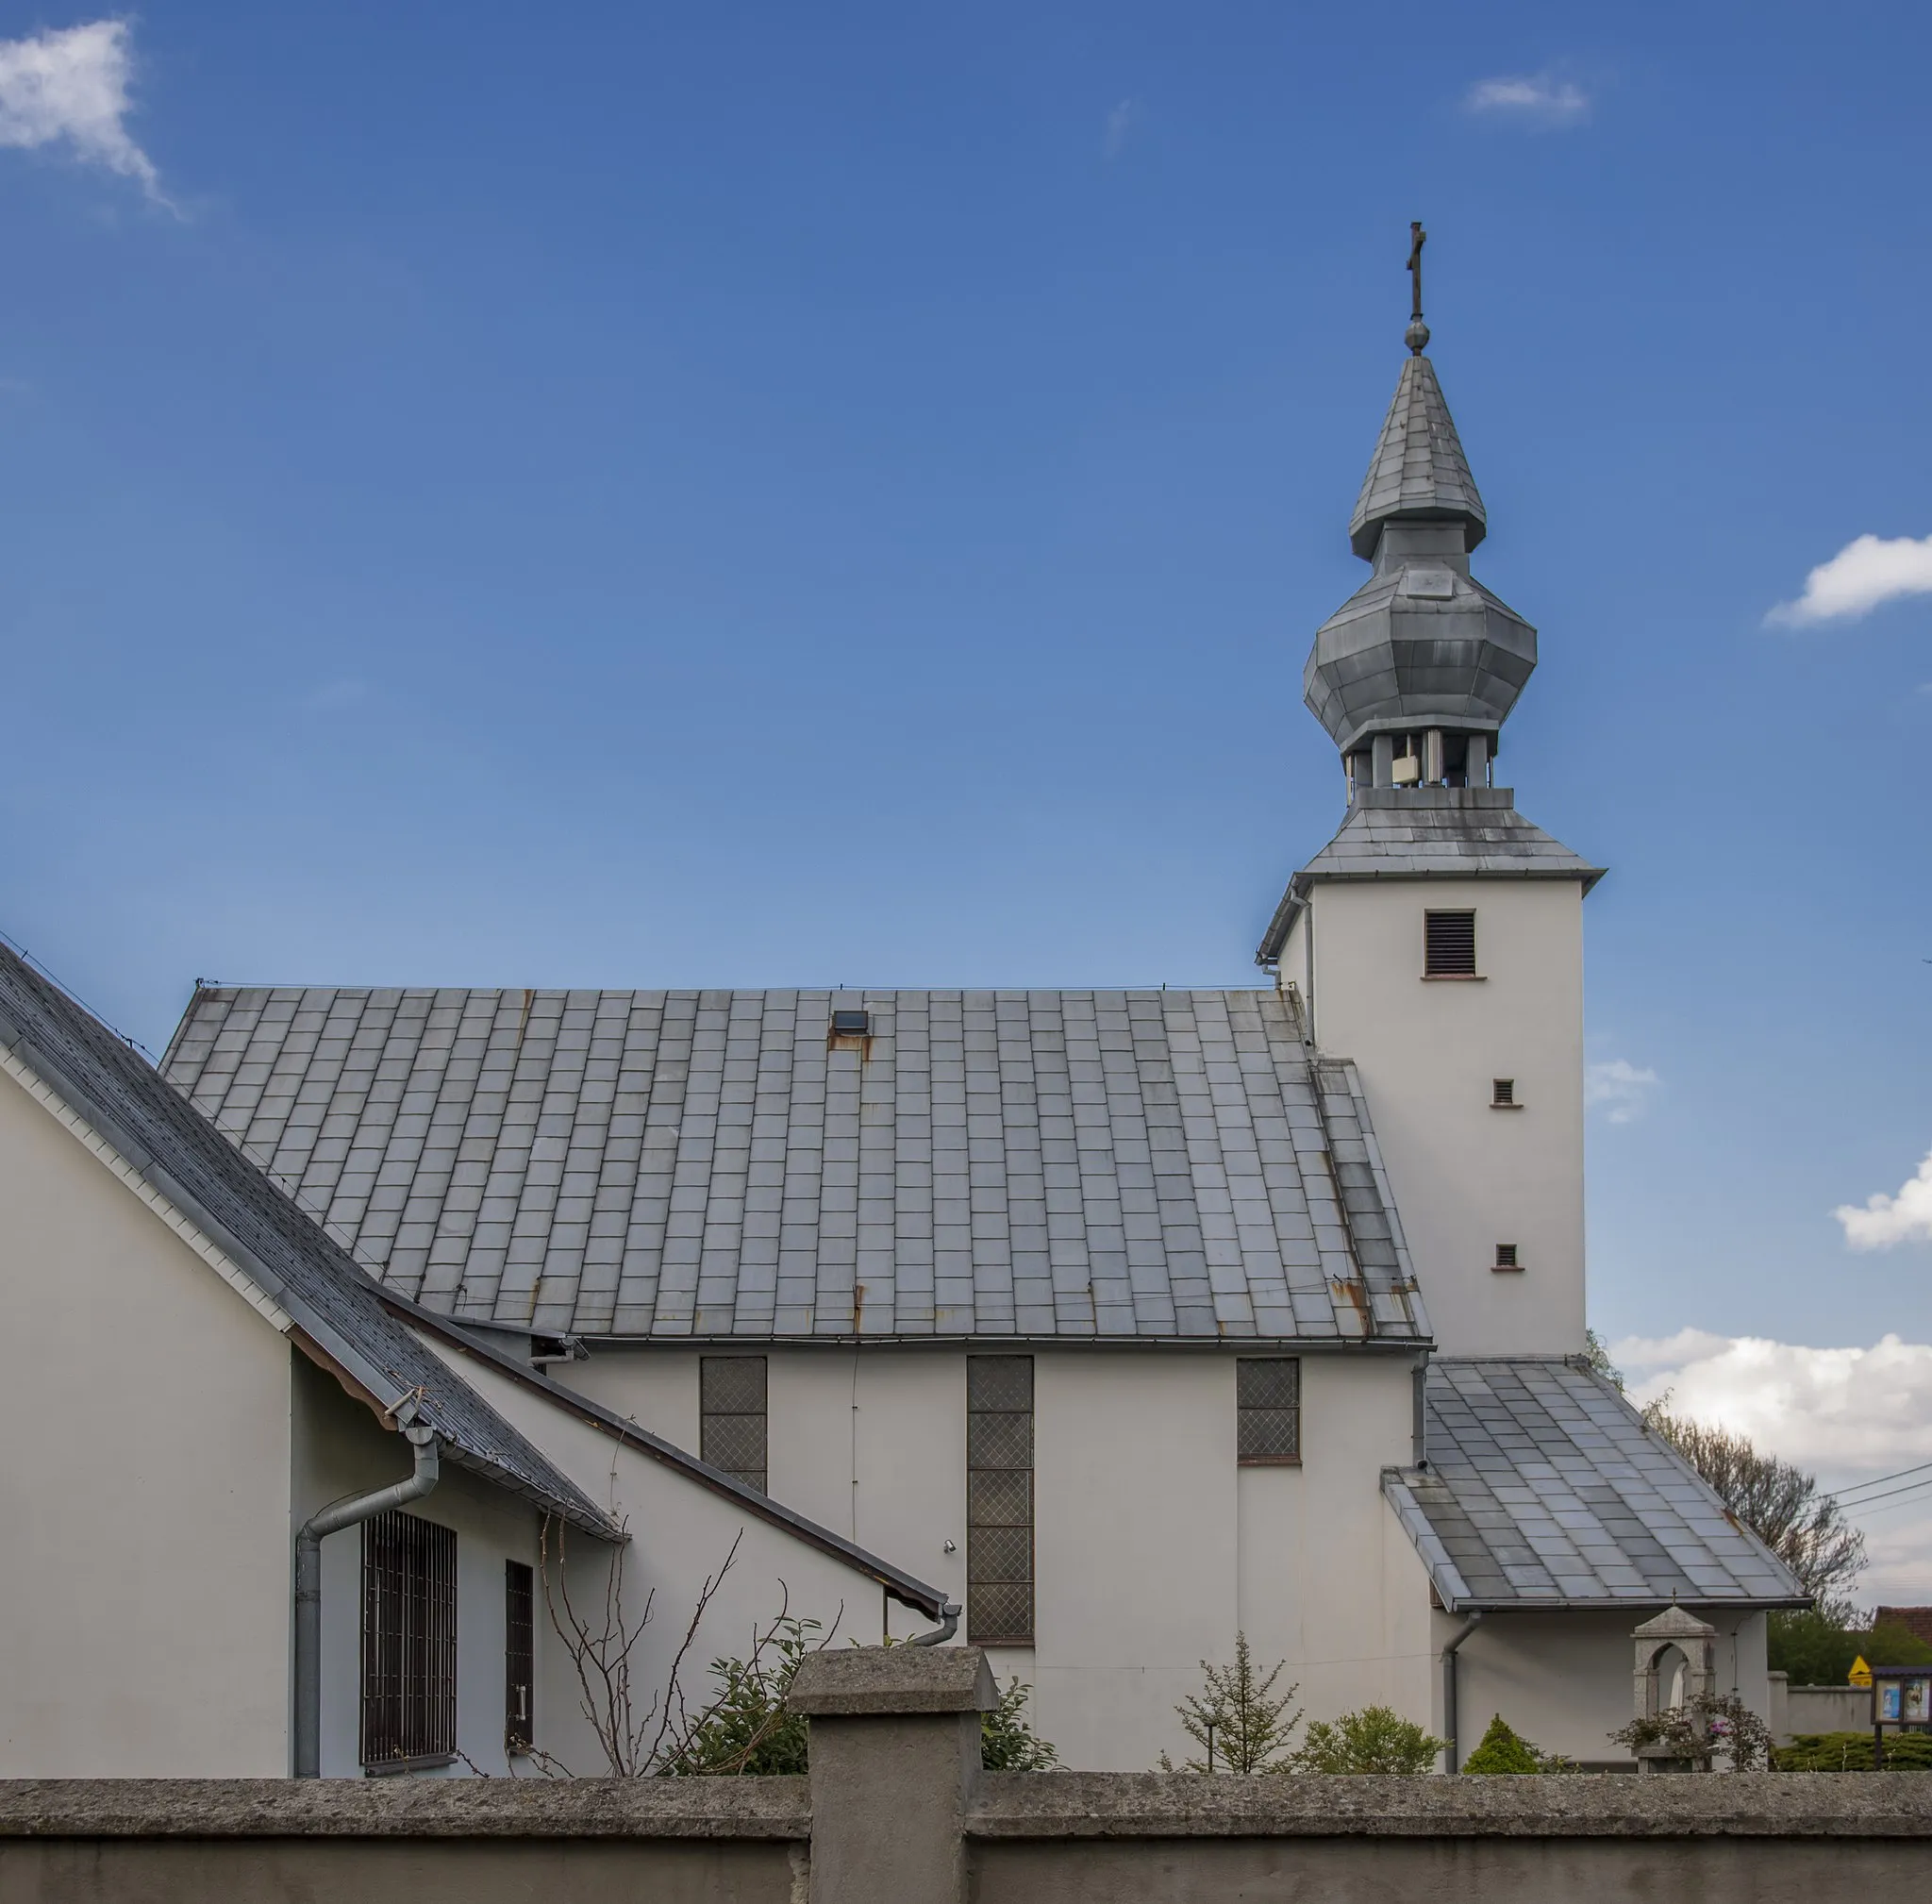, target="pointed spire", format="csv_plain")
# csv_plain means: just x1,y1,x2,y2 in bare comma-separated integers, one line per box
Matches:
1346,353,1487,560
